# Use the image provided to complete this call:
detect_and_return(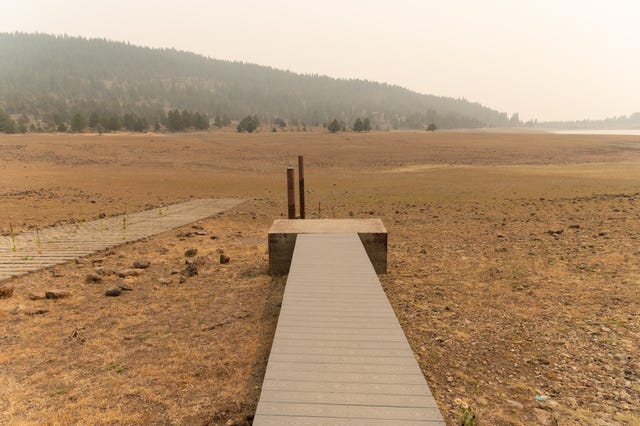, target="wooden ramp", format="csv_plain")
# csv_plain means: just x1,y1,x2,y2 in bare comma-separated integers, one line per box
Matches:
254,233,445,425
0,198,242,282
